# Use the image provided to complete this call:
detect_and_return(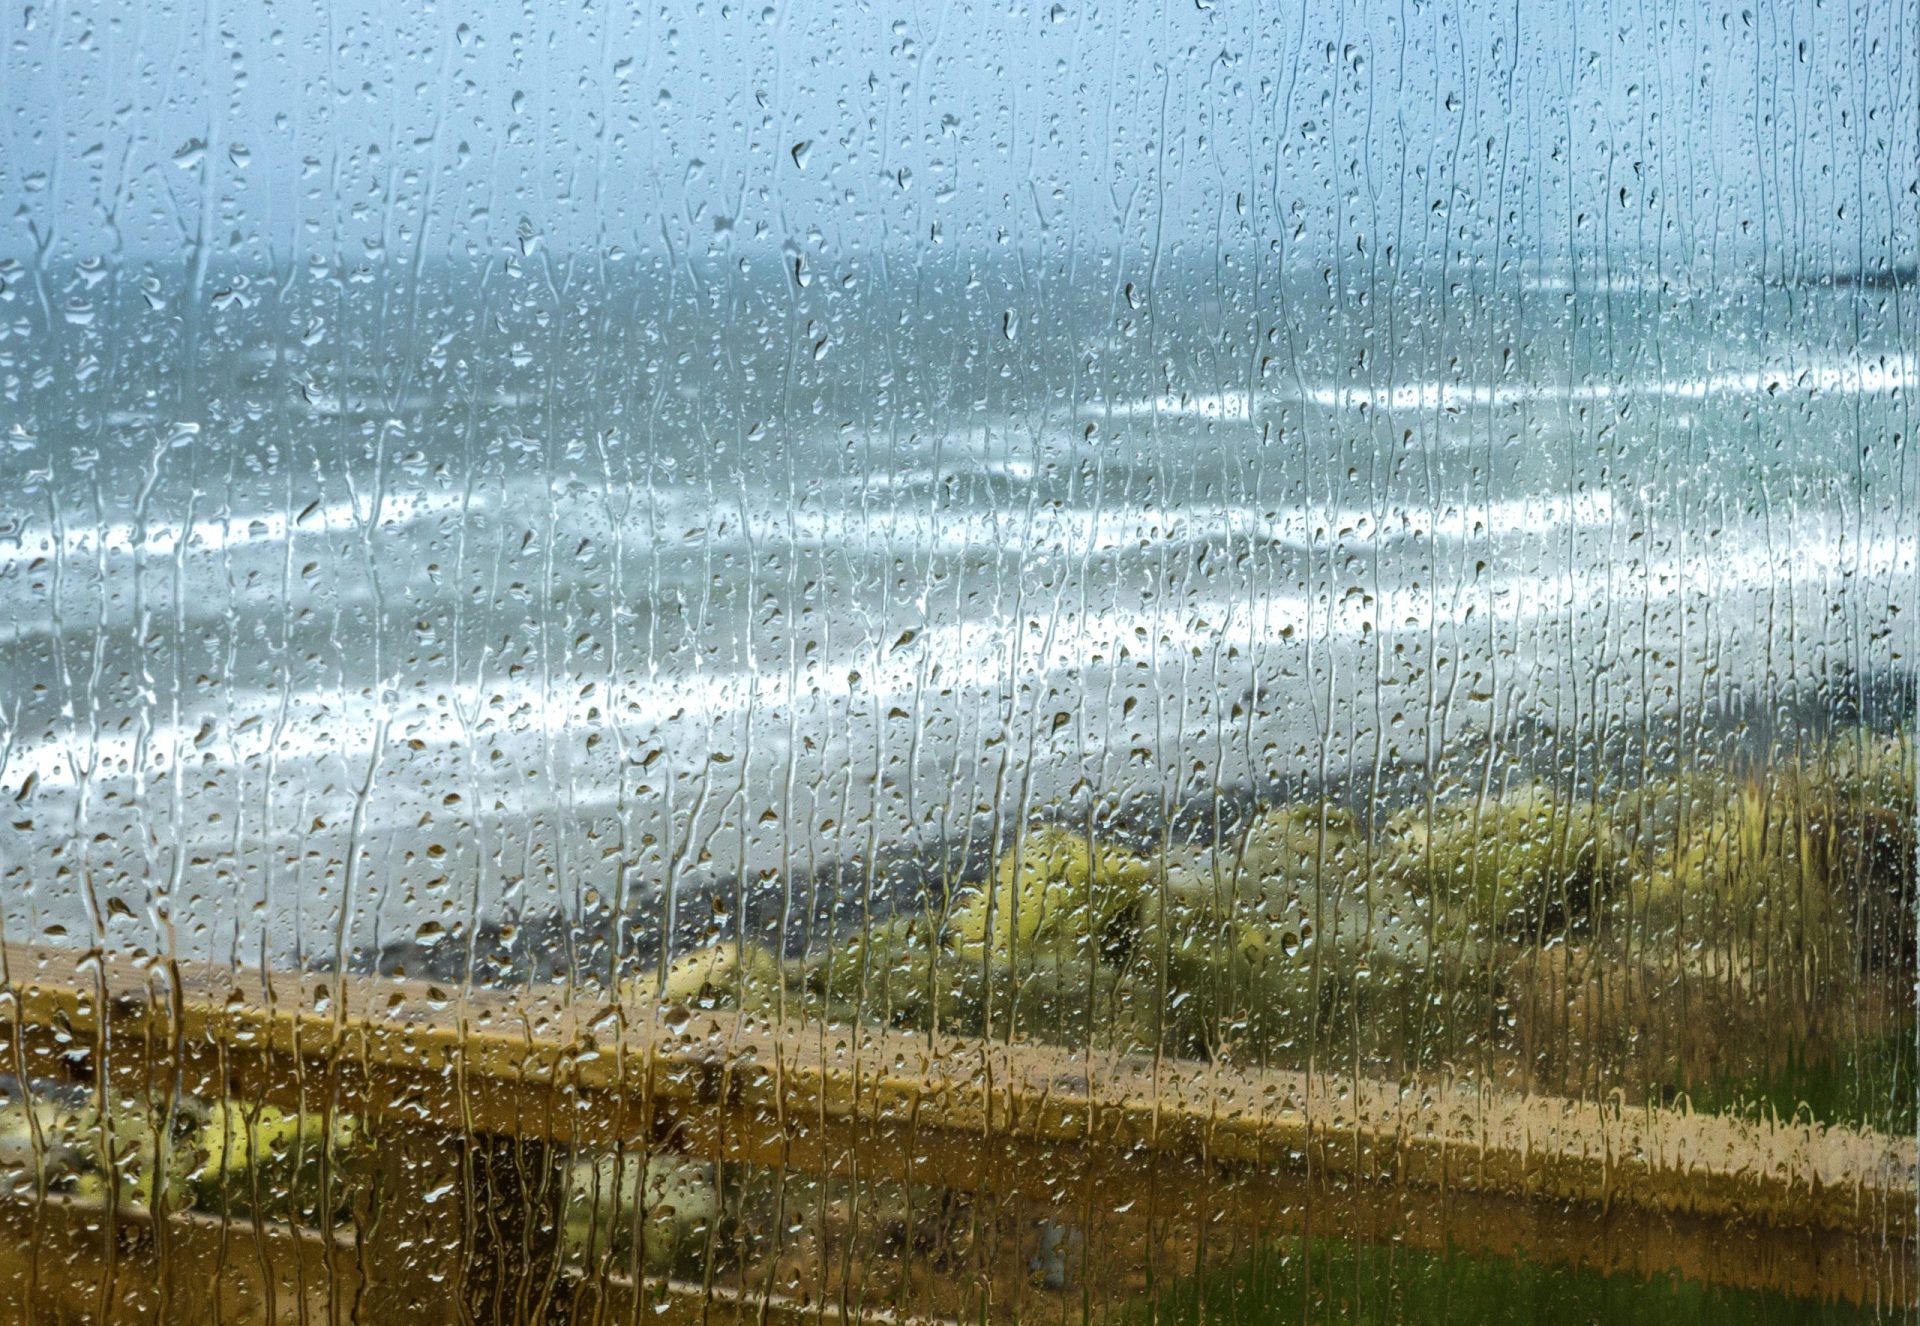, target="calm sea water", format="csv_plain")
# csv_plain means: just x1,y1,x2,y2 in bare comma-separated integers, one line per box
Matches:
0,259,1912,977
